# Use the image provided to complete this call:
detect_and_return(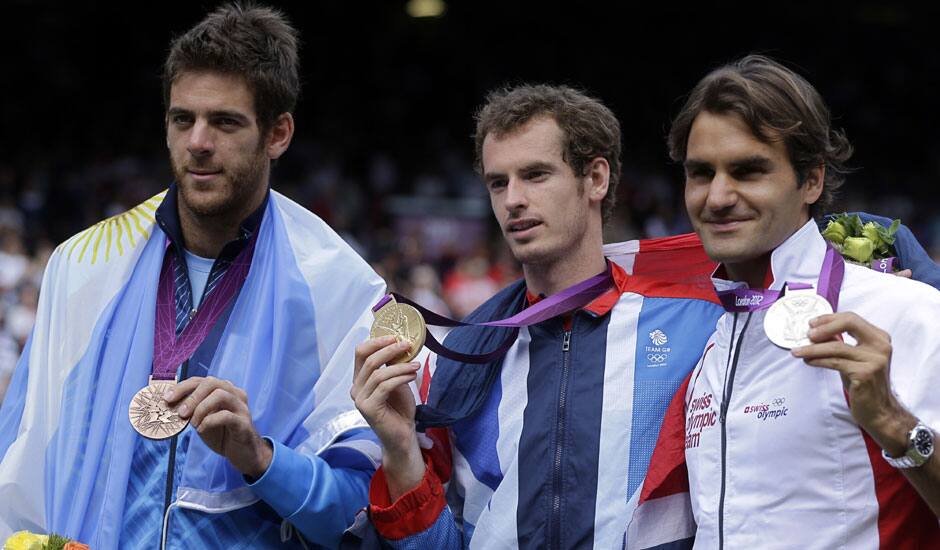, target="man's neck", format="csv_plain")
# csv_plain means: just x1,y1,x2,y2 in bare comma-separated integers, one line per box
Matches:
722,253,772,289
522,245,607,297
179,215,236,258
177,196,262,258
